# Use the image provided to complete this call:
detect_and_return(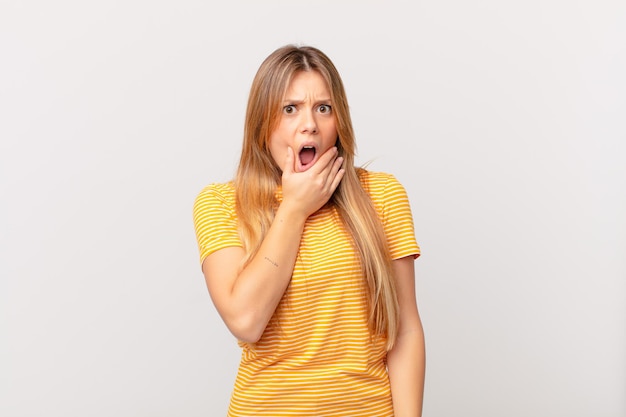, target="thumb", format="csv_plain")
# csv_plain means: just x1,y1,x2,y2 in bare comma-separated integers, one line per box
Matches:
283,146,296,175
